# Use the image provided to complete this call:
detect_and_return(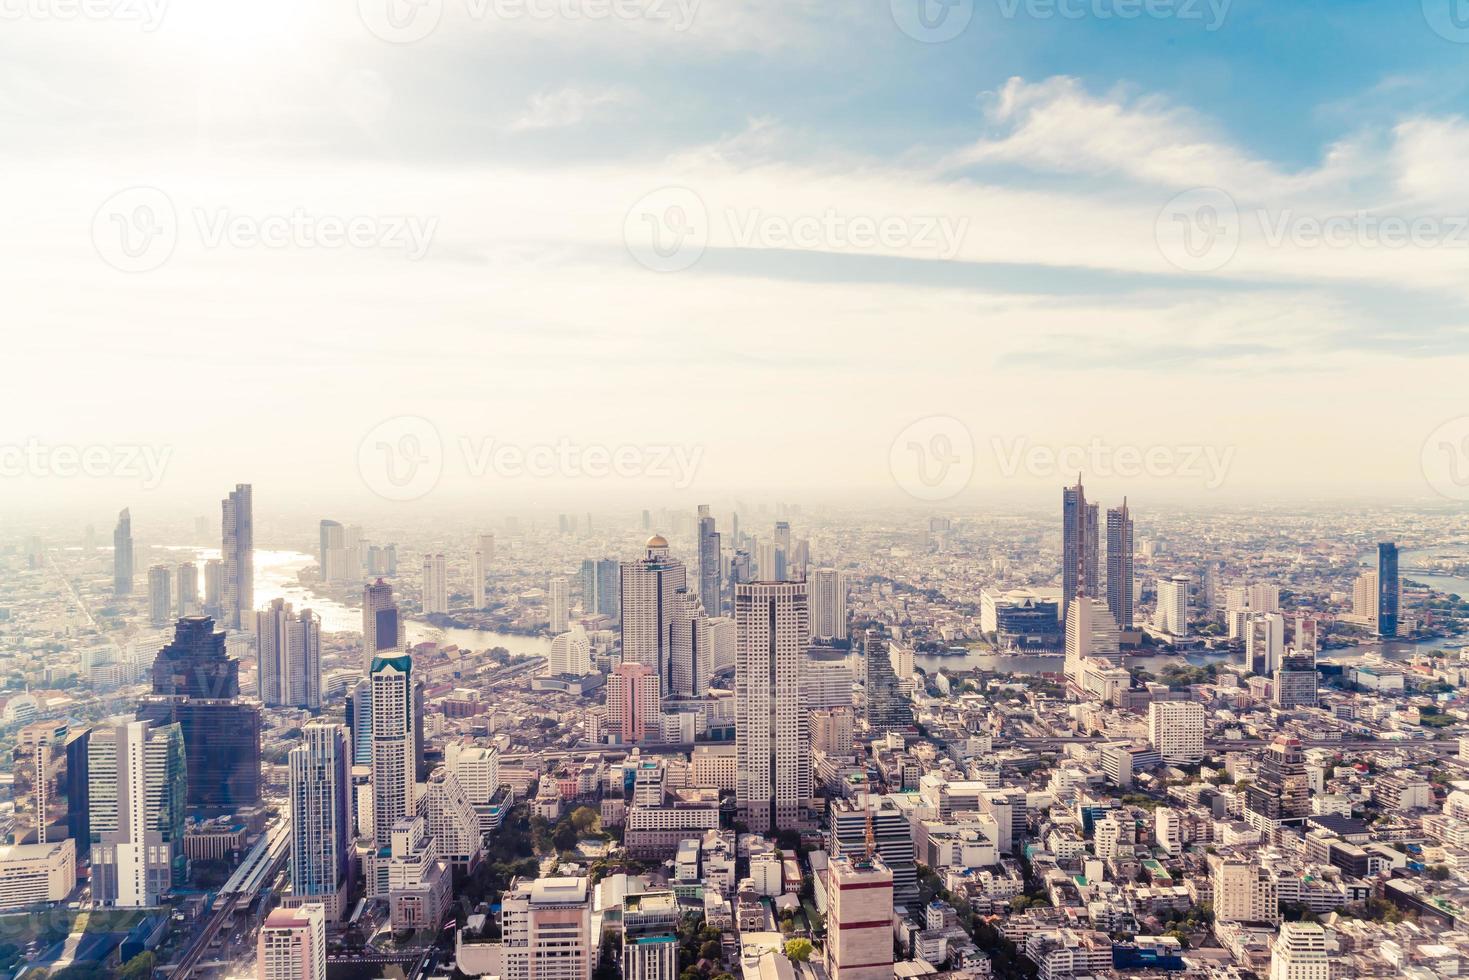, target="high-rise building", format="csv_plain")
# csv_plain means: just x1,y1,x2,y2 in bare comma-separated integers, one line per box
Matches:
735,581,809,832
88,720,187,907
370,655,416,848
288,724,351,919
1273,650,1318,709
549,627,592,677
1246,736,1309,828
1213,858,1279,924
808,568,849,641
1352,572,1378,621
1294,615,1319,655
1061,479,1099,626
864,634,915,735
1247,583,1280,614
148,564,172,626
177,562,198,617
423,768,483,872
620,536,686,698
257,599,322,710
136,616,261,813
1154,575,1189,639
472,533,495,609
1105,500,1134,629
697,505,721,615
548,576,570,633
1377,542,1399,638
1269,922,1329,980
319,520,349,585
497,877,593,980
622,891,678,980
811,707,855,756
773,522,791,581
10,721,72,845
422,554,449,616
221,484,254,630
667,588,711,699
258,904,327,980
113,508,134,596
362,579,403,670
828,796,917,907
1246,612,1286,675
204,559,224,617
1147,701,1205,763
1063,597,1121,688
825,852,894,980
606,663,659,744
